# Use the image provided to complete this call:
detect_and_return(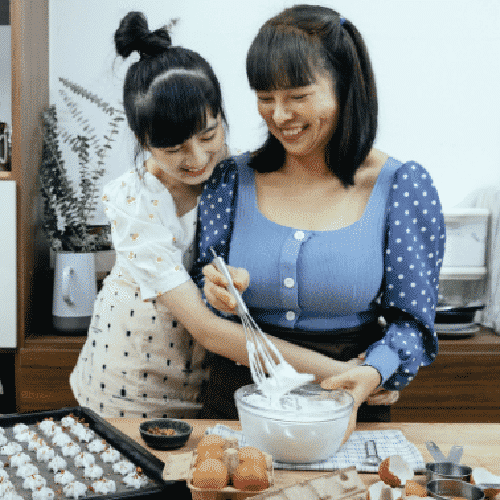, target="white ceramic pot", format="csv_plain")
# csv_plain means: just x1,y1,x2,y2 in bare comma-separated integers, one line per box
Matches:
52,251,97,334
